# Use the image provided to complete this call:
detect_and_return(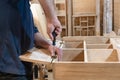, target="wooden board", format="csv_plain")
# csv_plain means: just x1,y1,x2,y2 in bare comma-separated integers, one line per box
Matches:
53,62,120,80
72,0,96,14
62,48,84,61
114,0,120,34
86,44,113,49
20,48,84,64
30,2,49,39
63,40,84,48
62,36,120,44
20,48,52,65
87,49,119,62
